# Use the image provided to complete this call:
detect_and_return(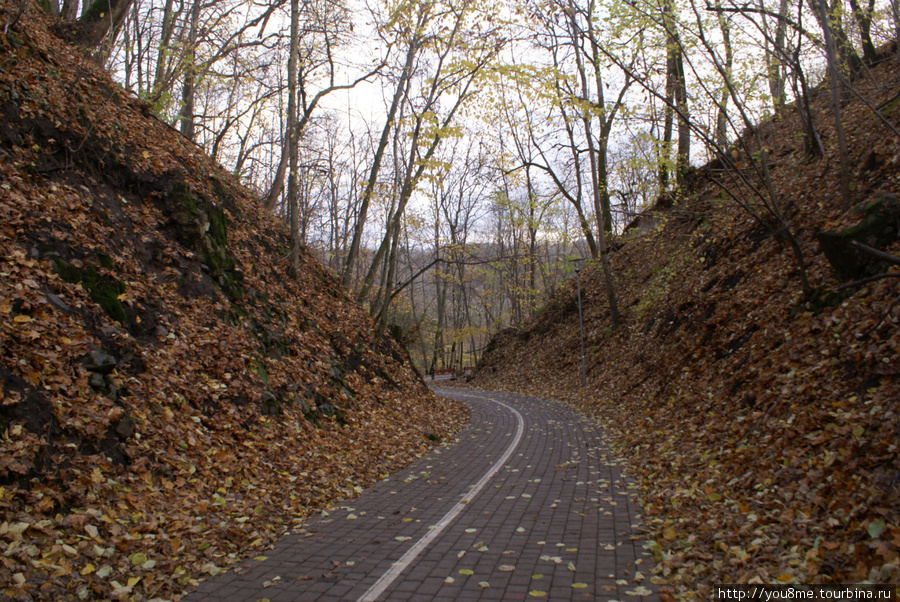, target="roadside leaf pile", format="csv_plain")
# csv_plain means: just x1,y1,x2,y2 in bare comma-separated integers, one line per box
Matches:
0,3,466,600
474,44,900,597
